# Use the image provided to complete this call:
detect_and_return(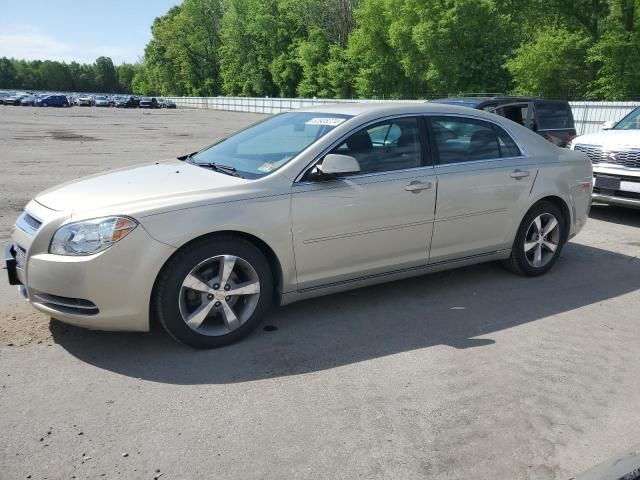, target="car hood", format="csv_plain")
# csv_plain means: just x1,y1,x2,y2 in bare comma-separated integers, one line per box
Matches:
35,159,250,217
574,130,640,149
